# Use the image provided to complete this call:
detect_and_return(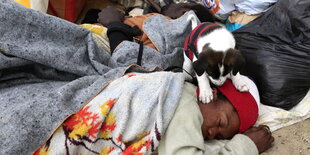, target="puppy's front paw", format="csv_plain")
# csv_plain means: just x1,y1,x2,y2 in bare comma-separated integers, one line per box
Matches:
199,88,213,104
233,78,249,92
